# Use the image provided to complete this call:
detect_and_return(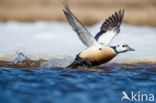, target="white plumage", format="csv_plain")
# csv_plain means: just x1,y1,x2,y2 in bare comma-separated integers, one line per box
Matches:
97,30,118,45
